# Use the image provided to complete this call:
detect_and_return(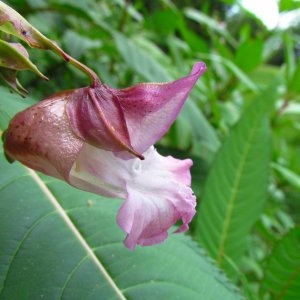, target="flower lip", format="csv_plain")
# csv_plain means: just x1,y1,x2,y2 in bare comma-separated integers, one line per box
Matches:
69,144,196,250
